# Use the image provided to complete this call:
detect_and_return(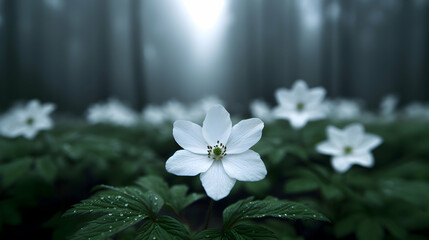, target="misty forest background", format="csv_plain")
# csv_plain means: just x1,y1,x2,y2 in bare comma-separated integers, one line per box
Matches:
0,0,428,114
